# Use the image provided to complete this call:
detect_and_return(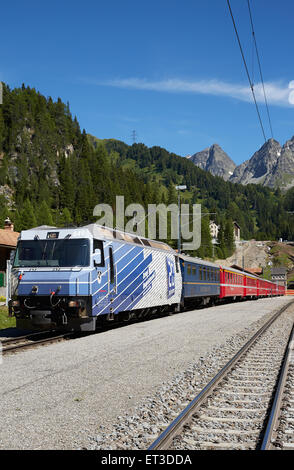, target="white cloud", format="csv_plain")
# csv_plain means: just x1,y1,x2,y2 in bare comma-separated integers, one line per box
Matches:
89,77,293,107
